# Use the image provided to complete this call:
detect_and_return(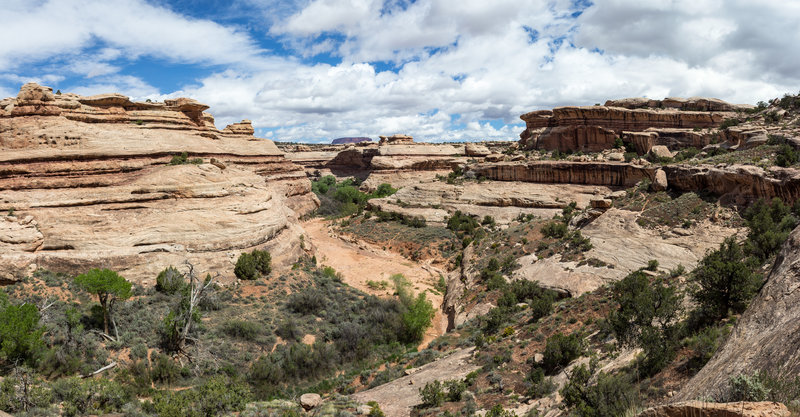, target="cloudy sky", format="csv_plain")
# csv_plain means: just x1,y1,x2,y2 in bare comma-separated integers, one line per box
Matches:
1,0,798,143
